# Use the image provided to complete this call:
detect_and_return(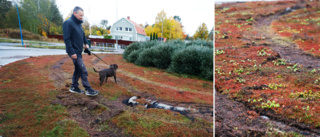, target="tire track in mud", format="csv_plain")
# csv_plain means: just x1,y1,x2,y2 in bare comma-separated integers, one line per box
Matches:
92,57,213,123
49,56,213,136
250,3,320,135
49,57,69,88
216,2,320,137
49,57,130,137
251,3,320,70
